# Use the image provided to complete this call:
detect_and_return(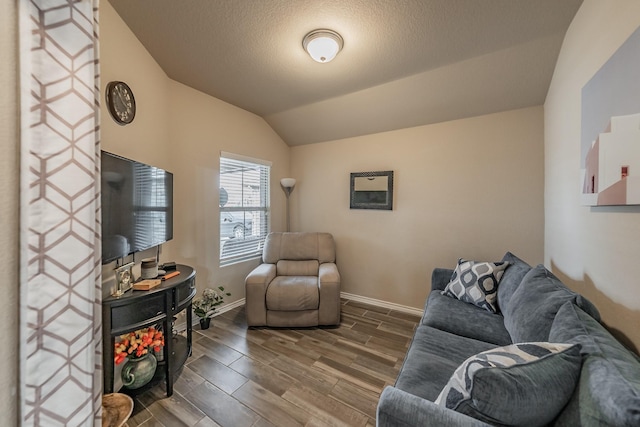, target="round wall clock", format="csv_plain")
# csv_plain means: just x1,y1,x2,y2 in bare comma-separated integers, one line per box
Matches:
106,81,136,125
